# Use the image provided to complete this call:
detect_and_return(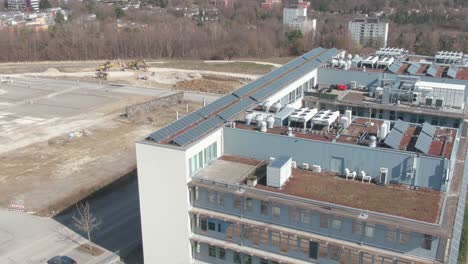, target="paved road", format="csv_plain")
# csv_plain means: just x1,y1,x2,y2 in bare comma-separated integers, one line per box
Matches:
0,174,141,264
